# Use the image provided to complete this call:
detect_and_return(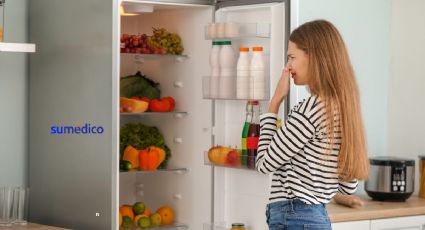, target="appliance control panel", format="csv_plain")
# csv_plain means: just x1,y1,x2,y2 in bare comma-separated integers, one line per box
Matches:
391,167,406,192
